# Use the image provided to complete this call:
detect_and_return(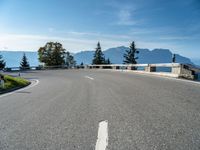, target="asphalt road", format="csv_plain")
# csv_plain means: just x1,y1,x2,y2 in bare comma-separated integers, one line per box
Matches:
0,69,200,150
